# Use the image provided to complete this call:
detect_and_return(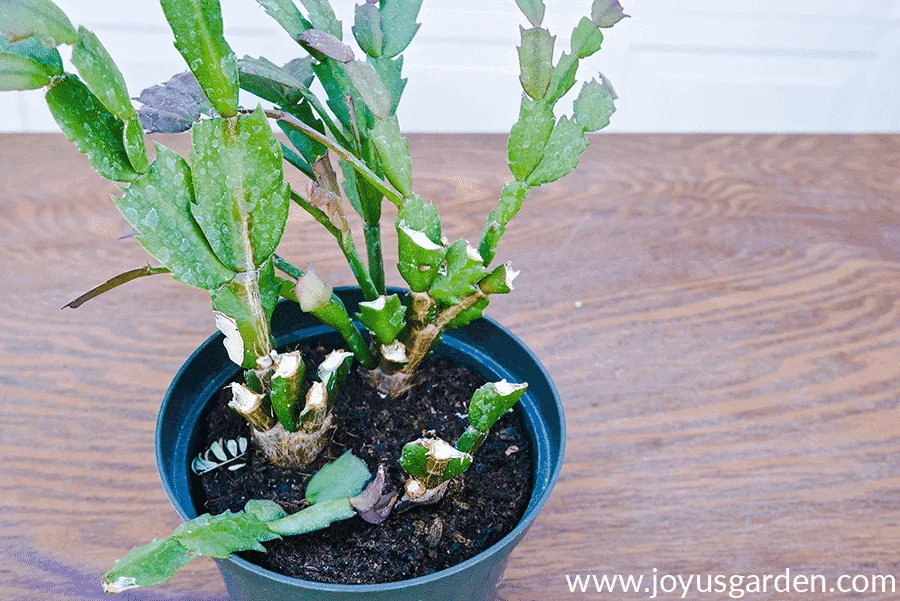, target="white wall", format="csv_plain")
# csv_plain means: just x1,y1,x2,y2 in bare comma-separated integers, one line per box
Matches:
3,0,900,132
